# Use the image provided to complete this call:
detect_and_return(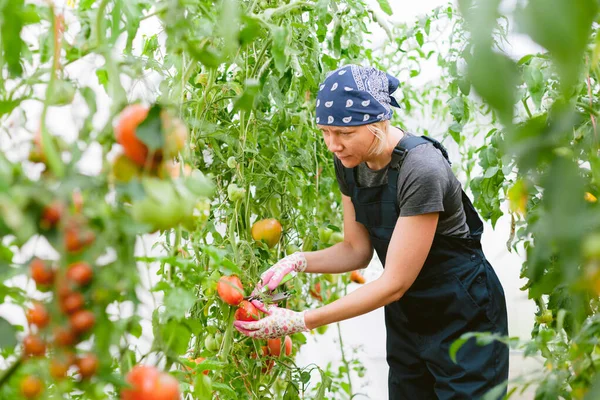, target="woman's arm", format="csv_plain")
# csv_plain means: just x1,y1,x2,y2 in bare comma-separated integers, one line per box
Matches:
303,195,374,274
303,212,438,329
